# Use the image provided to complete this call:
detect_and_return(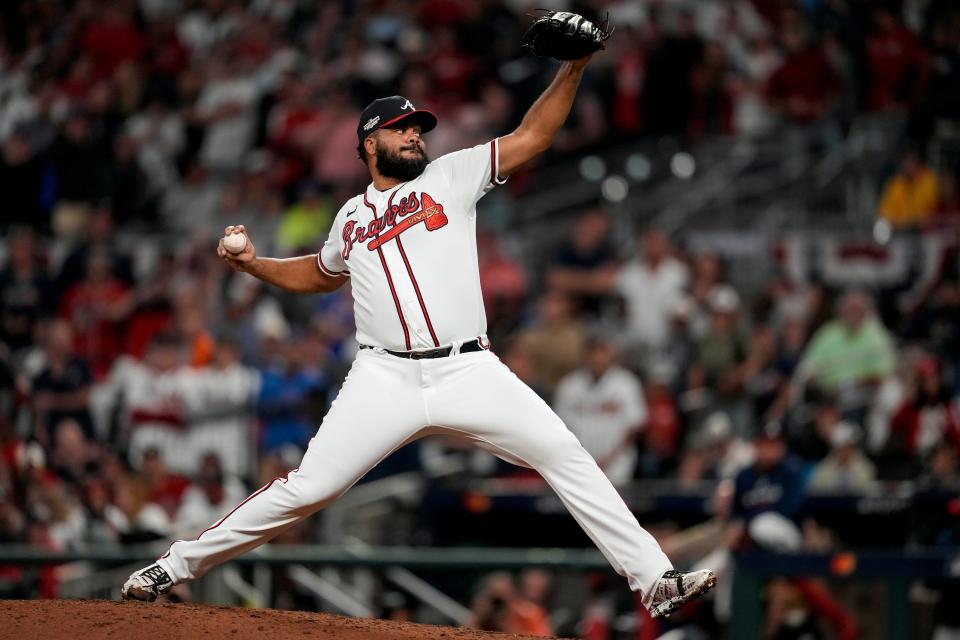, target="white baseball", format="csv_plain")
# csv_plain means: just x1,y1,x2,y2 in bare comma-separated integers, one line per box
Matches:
223,232,247,254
